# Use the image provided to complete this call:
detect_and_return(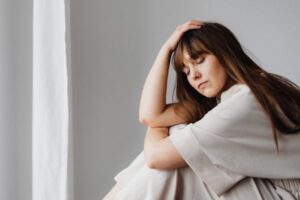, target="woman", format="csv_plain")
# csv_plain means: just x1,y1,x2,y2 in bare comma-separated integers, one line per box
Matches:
103,20,300,199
